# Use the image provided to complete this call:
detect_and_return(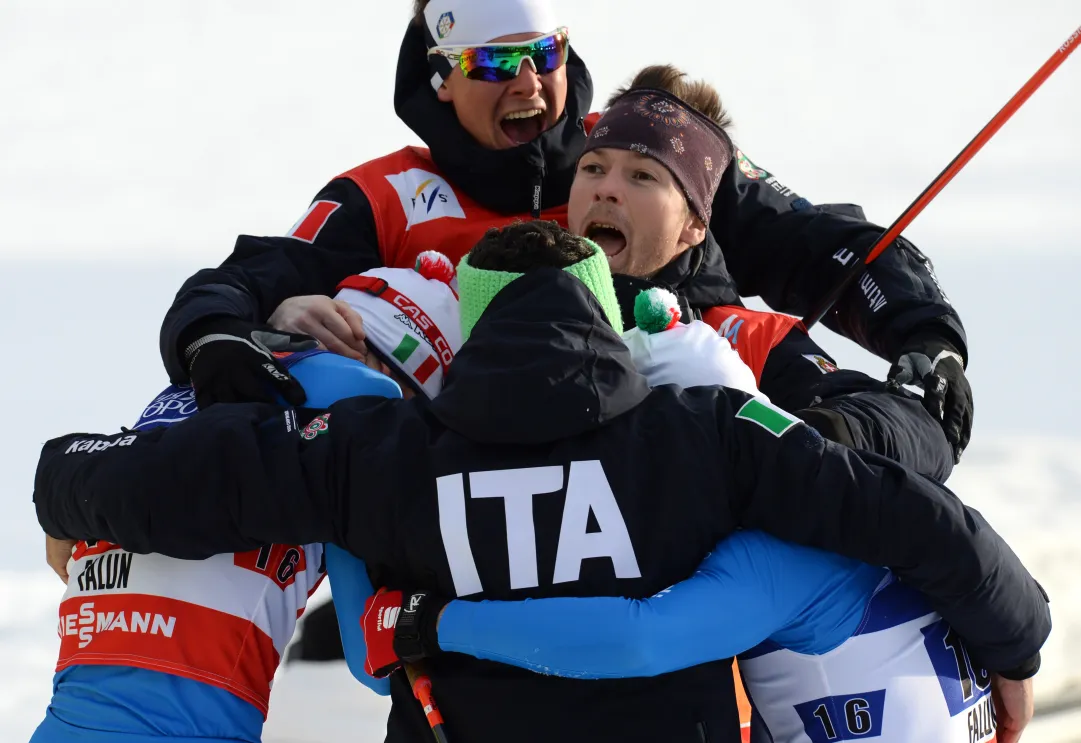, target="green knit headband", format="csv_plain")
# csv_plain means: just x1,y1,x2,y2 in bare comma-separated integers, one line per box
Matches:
457,239,624,340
